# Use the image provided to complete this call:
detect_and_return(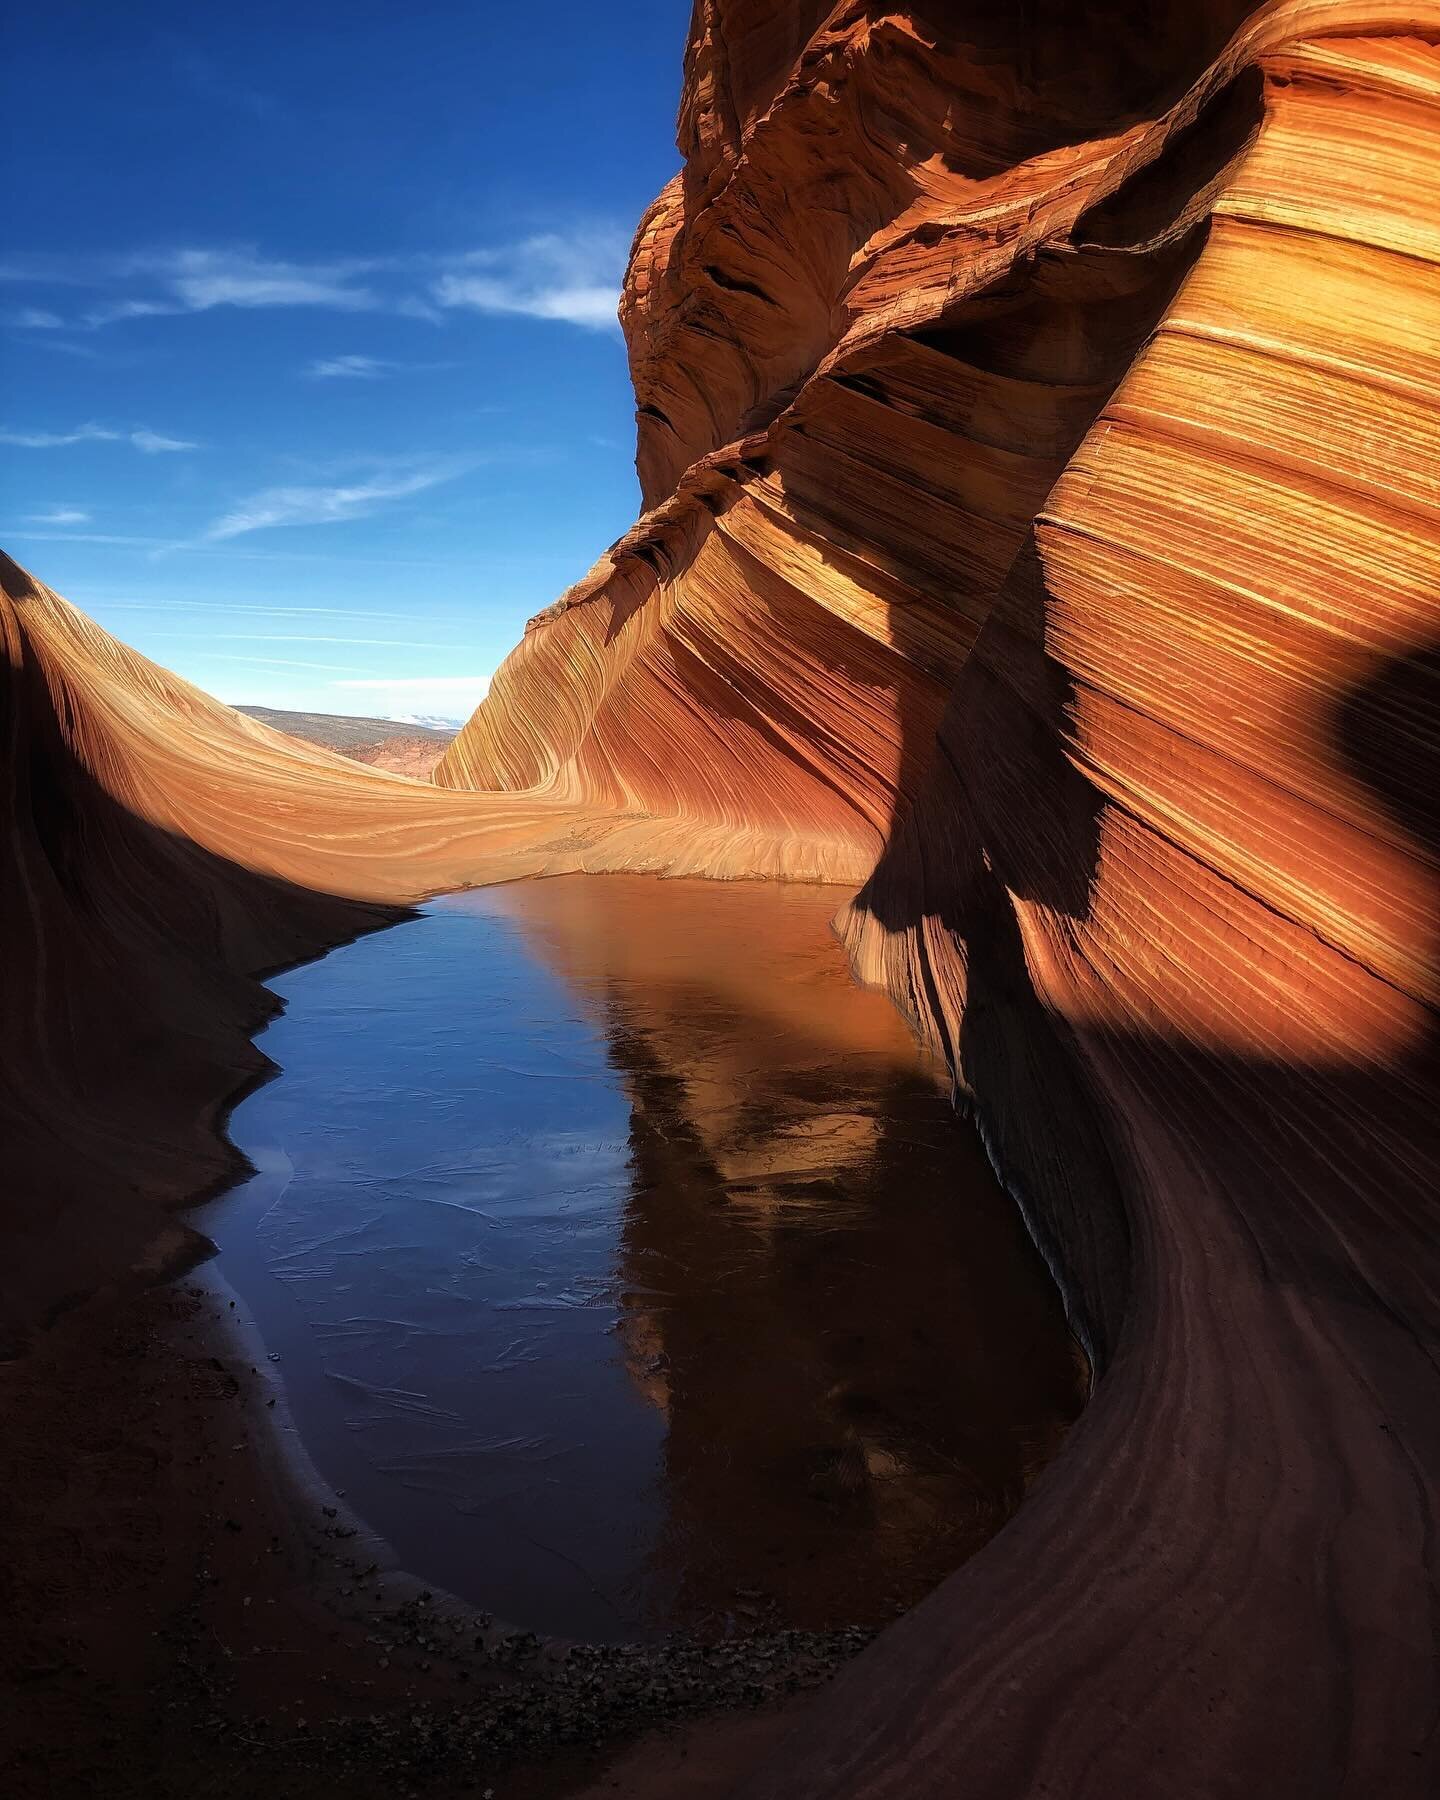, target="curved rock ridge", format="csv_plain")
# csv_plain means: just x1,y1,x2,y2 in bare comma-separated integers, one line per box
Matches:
3,1,1439,1794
